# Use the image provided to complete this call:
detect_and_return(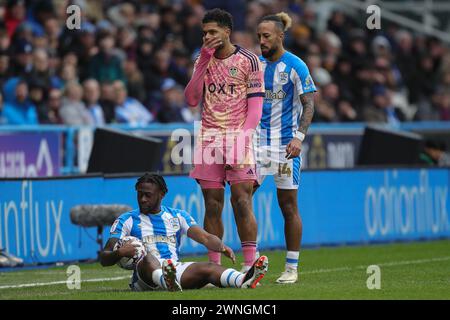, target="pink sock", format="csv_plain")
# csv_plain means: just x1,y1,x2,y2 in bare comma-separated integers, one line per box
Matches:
242,241,257,267
208,250,221,265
